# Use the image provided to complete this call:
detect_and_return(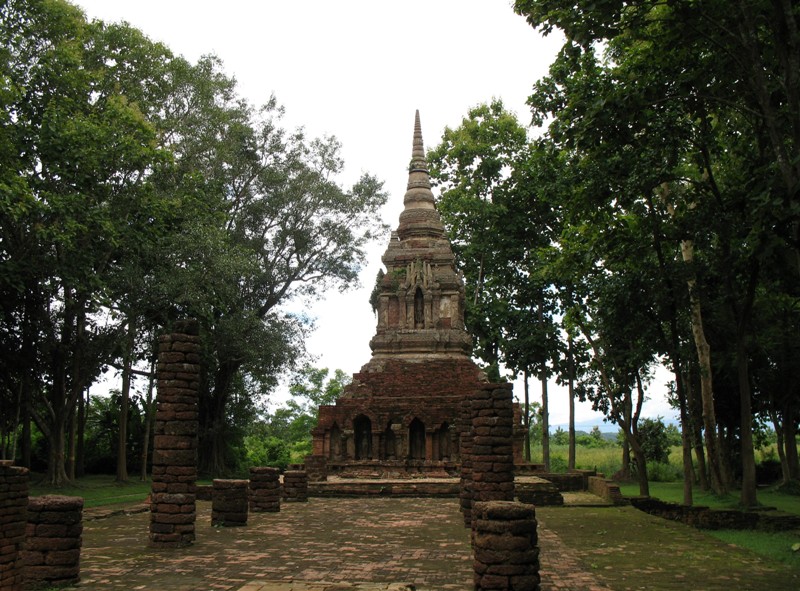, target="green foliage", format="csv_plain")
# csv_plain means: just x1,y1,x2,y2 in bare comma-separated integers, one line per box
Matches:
243,435,290,471
577,426,612,449
636,418,672,465
646,461,681,483
238,365,349,472
552,426,569,446
0,0,388,480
